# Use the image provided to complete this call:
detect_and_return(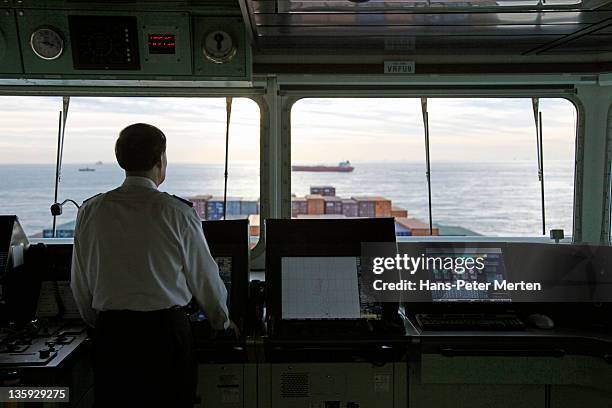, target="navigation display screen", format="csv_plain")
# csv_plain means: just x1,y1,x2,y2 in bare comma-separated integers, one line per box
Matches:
190,256,232,322
216,256,232,307
425,247,511,302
